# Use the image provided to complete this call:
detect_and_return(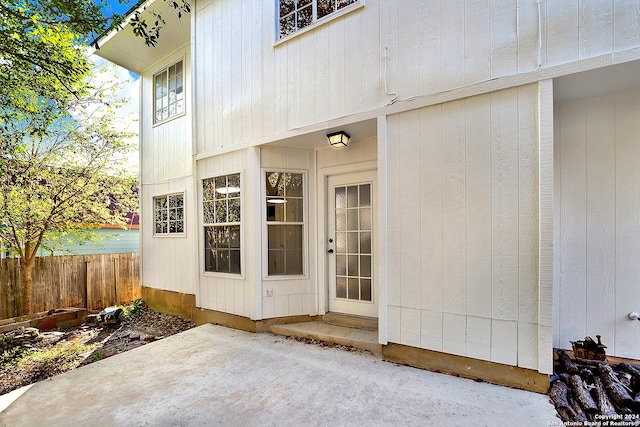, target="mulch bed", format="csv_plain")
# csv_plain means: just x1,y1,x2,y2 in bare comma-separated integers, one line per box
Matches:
0,302,195,396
